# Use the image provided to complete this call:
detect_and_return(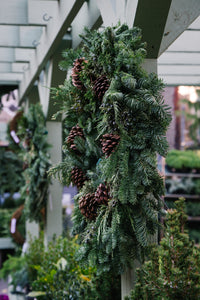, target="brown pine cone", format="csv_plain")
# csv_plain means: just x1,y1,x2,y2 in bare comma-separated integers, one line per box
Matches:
71,167,87,189
79,193,98,220
66,124,84,154
93,75,110,100
101,133,120,158
71,58,87,90
95,183,110,205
